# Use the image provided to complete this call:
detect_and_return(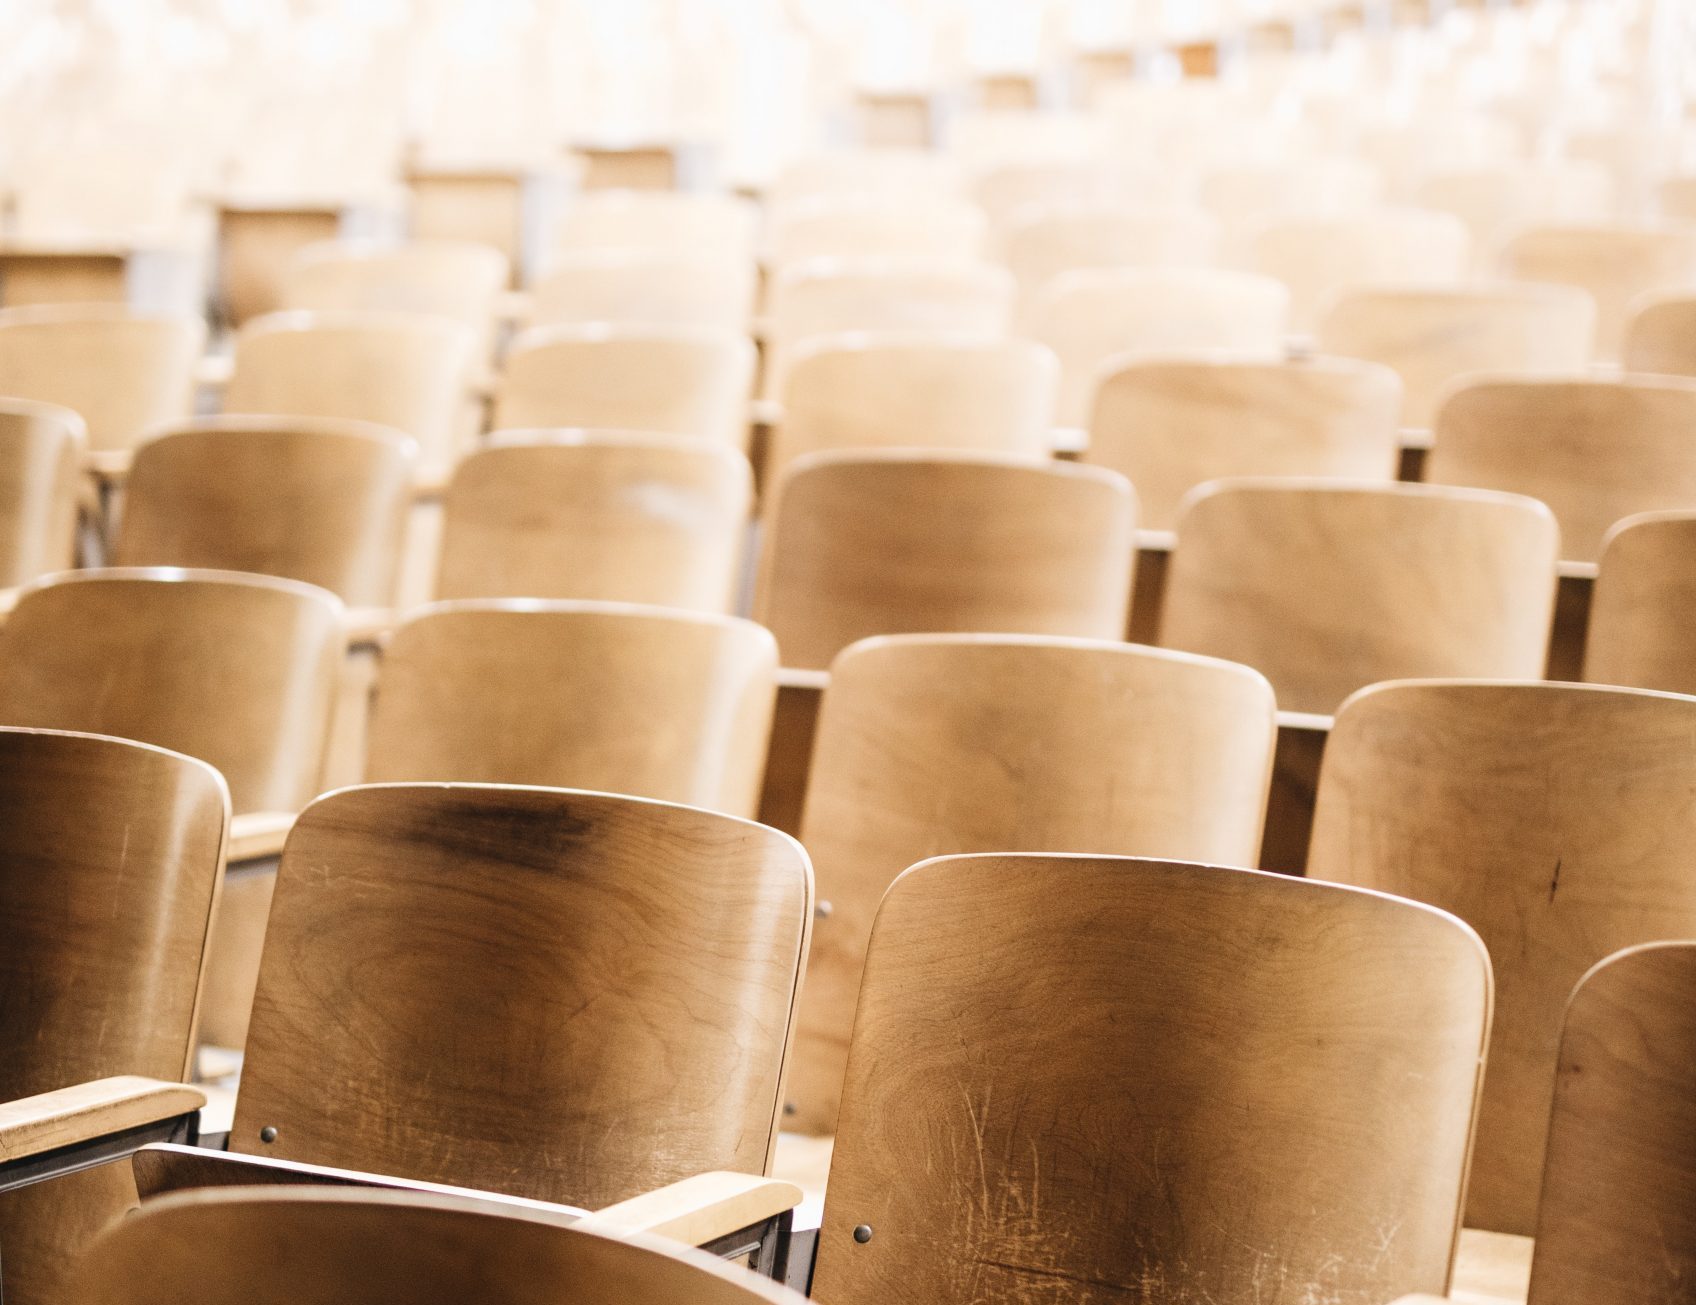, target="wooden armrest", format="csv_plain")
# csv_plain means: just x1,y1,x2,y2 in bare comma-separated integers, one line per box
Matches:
228,811,297,863
0,1078,205,1163
0,587,20,620
495,290,531,323
776,666,829,691
1276,710,1334,734
1386,1296,1449,1304
194,355,234,389
1398,426,1434,451
1136,528,1176,553
1049,425,1088,456
84,448,135,484
748,397,784,428
1557,560,1597,581
578,1172,802,1245
344,606,398,649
